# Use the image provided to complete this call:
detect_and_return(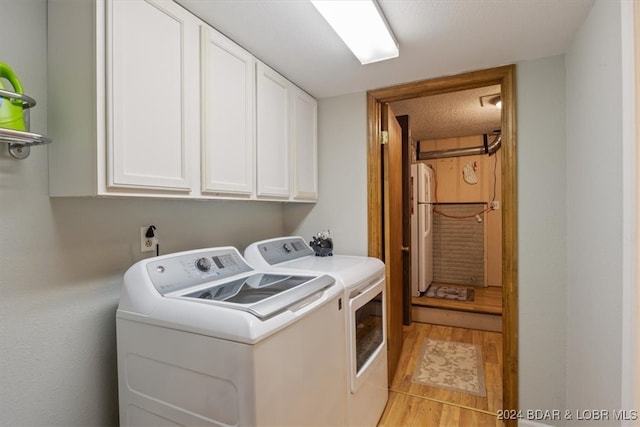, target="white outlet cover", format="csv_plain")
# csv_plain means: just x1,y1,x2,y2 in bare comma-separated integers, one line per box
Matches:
140,227,156,252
